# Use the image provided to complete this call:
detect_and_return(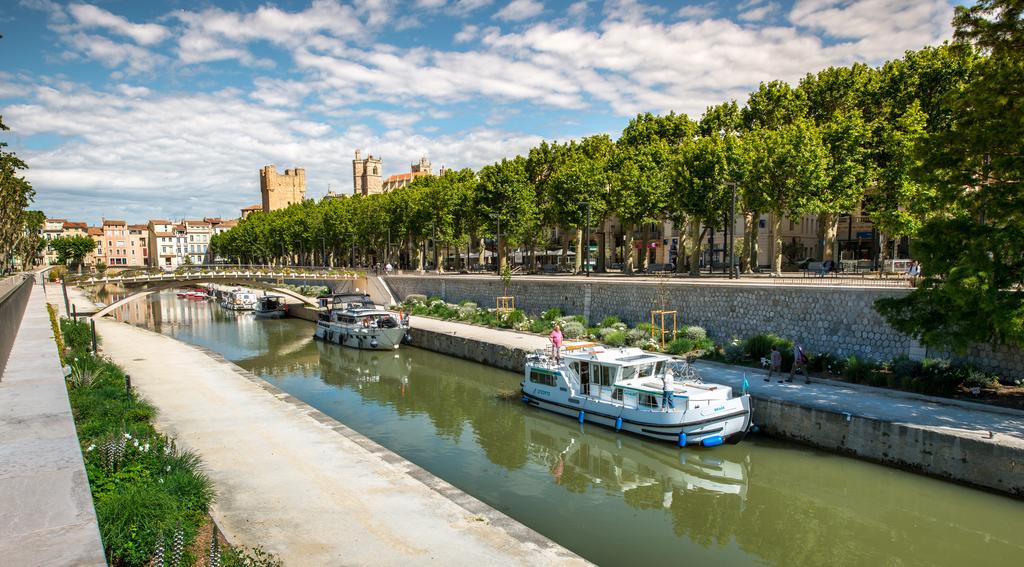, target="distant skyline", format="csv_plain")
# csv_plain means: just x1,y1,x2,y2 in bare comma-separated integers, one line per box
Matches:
1,0,959,223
